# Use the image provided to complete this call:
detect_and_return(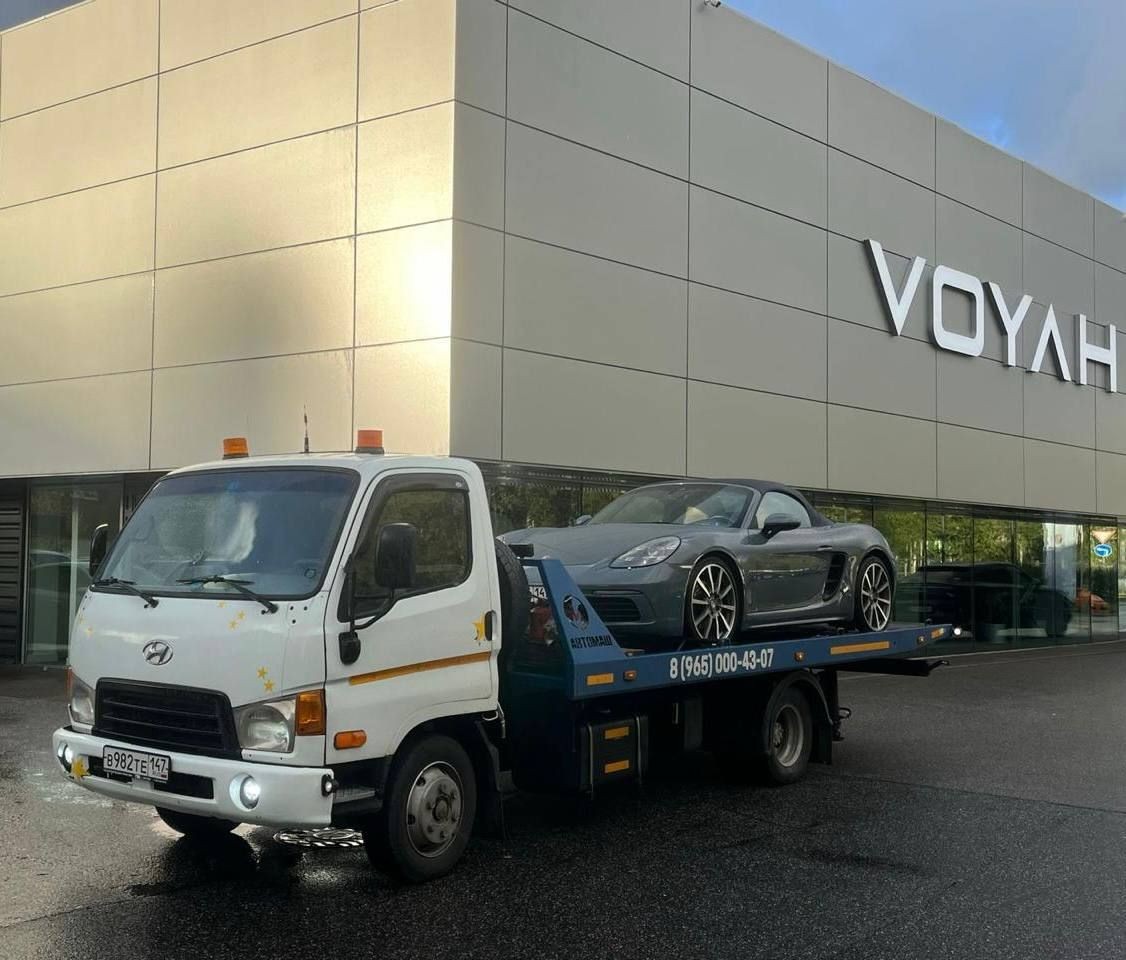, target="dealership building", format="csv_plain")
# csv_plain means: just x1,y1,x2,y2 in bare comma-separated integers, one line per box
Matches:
2,0,1125,664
